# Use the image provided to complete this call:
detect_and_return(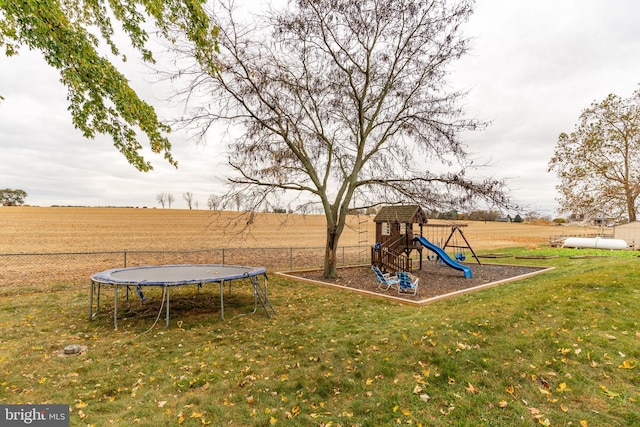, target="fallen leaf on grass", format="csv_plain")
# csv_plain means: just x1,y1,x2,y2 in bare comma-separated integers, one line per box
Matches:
618,359,636,369
440,406,455,416
601,385,619,398
466,382,479,394
538,387,550,396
